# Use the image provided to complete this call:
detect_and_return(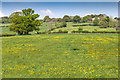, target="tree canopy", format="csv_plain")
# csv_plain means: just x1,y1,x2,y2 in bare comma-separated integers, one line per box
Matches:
9,8,41,35
63,15,71,22
73,15,81,23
